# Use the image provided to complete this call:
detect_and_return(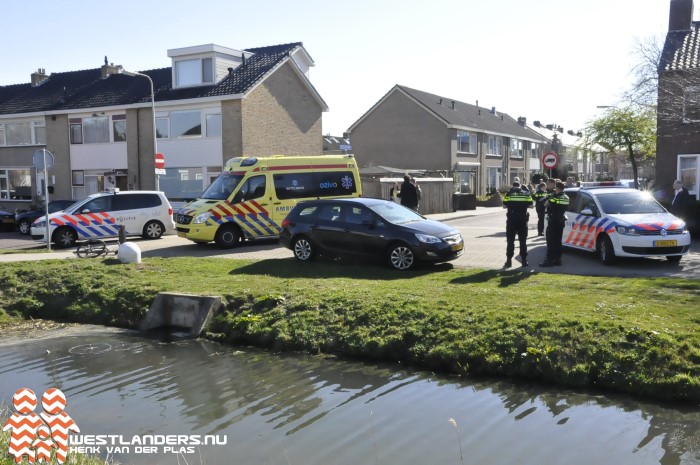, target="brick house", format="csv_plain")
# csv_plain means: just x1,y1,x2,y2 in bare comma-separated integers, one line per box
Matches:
658,0,700,227
346,85,543,195
0,42,326,209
